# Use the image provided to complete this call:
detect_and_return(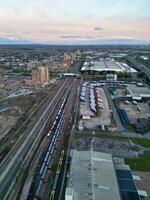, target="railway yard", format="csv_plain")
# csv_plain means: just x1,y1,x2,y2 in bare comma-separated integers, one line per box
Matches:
24,78,79,200
0,50,83,200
